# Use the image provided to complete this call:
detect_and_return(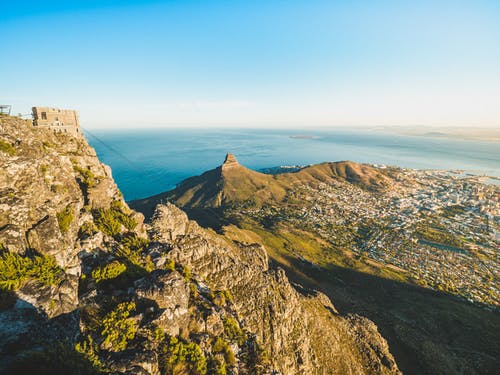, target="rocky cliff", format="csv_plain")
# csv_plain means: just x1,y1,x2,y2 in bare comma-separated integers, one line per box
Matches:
0,115,400,374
